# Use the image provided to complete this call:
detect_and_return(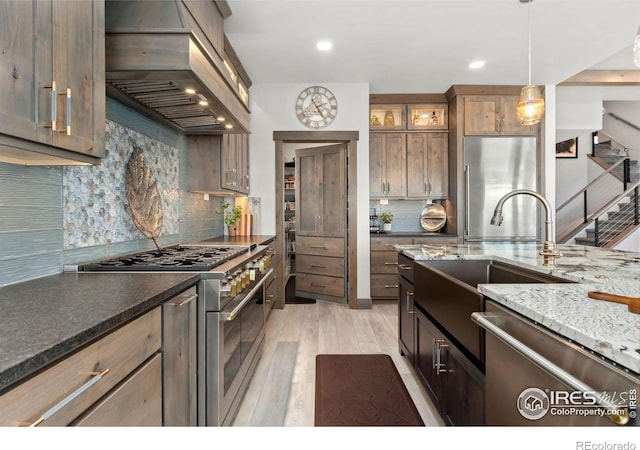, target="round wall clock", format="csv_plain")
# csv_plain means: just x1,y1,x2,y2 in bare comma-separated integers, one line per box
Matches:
295,86,338,129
